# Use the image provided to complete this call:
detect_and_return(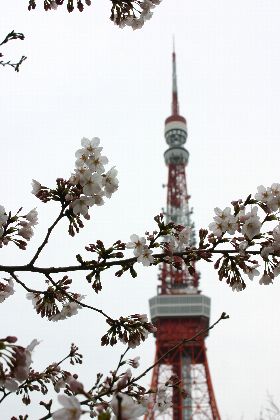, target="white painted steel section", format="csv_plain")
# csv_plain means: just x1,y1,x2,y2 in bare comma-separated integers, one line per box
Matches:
149,294,211,320
165,120,187,134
